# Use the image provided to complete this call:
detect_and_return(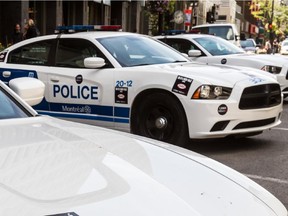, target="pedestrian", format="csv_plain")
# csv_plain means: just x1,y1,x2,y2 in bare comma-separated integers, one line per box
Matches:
11,23,23,44
265,39,272,54
273,39,279,54
24,19,39,39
